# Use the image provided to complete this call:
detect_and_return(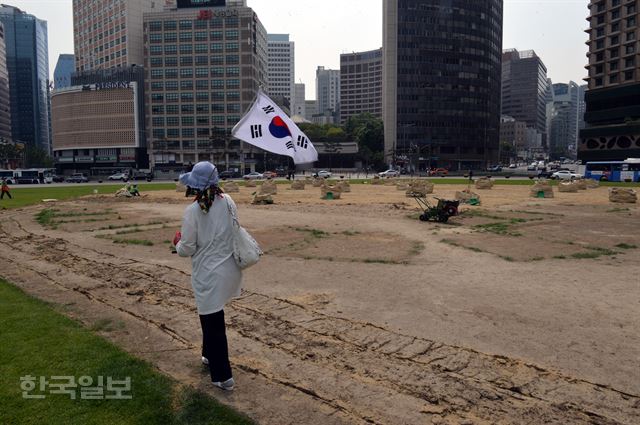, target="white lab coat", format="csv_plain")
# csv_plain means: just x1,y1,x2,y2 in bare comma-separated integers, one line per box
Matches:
177,194,242,315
